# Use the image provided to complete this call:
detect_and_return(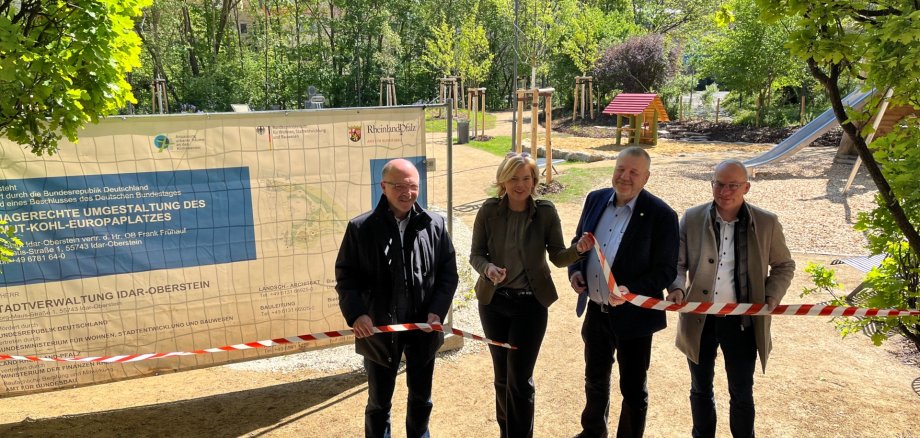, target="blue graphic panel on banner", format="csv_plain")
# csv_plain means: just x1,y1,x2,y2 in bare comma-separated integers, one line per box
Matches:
0,167,256,286
369,156,427,209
